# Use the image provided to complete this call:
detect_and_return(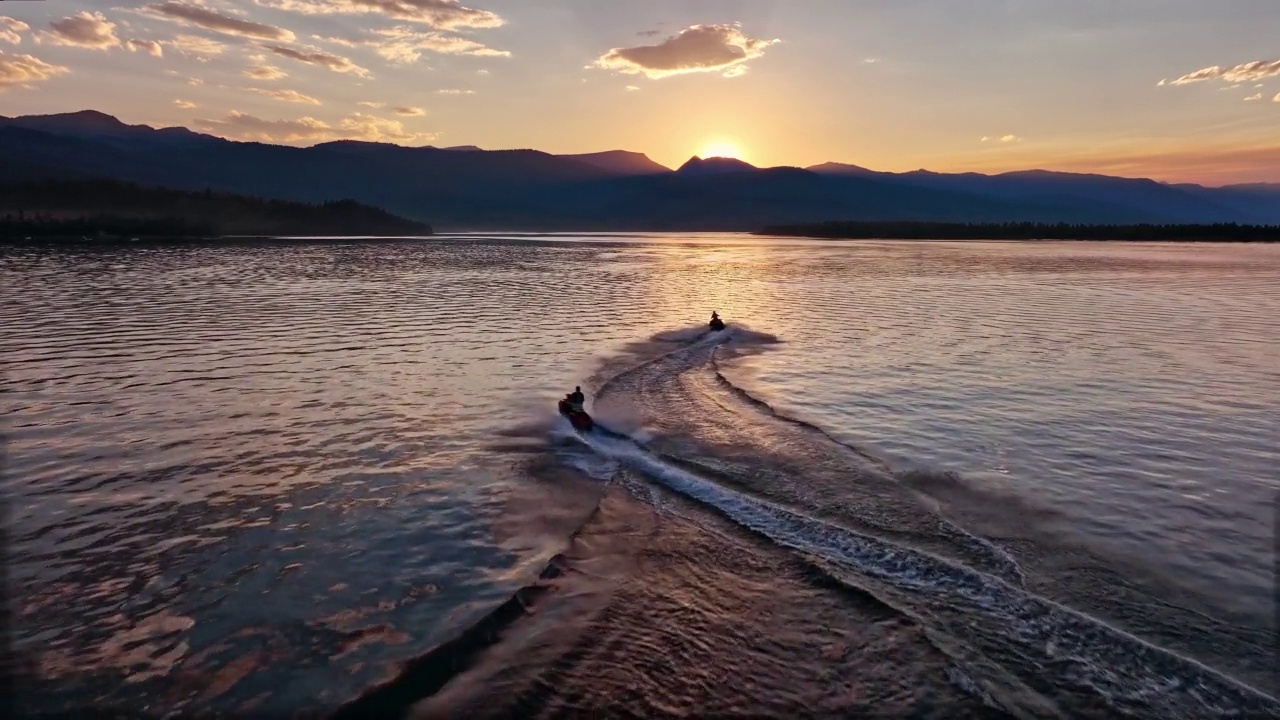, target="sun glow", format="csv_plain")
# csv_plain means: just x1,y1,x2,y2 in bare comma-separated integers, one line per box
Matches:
697,141,745,161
